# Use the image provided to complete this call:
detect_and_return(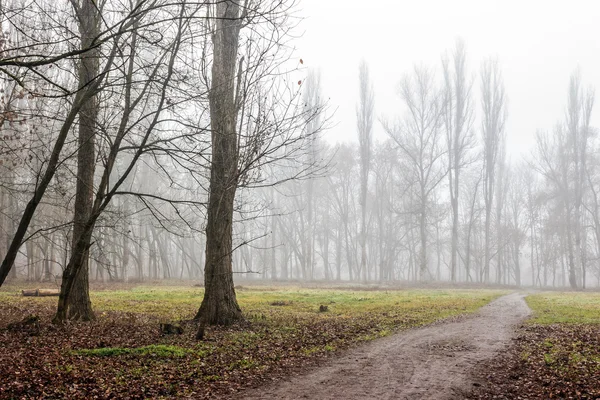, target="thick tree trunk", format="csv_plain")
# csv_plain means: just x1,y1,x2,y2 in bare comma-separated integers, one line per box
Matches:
194,179,241,324
55,220,97,322
64,0,99,321
195,0,243,328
